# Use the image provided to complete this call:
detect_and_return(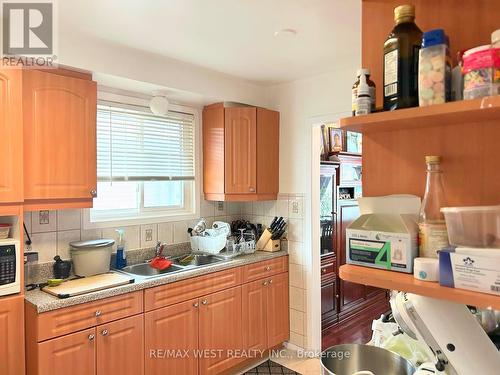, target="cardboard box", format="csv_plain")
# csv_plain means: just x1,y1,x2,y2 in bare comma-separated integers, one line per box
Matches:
346,195,420,273
439,247,500,296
